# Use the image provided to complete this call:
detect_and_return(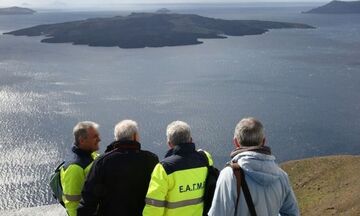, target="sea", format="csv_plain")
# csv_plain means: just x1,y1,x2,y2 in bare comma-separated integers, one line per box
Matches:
0,2,359,213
